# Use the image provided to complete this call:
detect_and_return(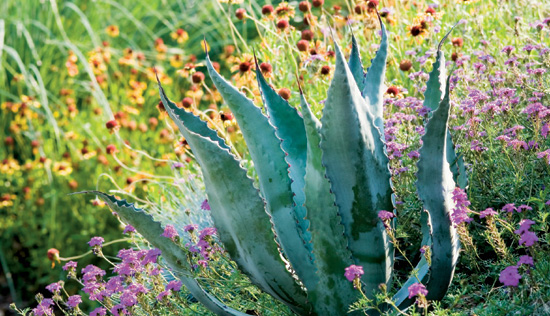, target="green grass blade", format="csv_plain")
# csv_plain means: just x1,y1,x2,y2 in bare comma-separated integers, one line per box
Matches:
319,39,393,297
